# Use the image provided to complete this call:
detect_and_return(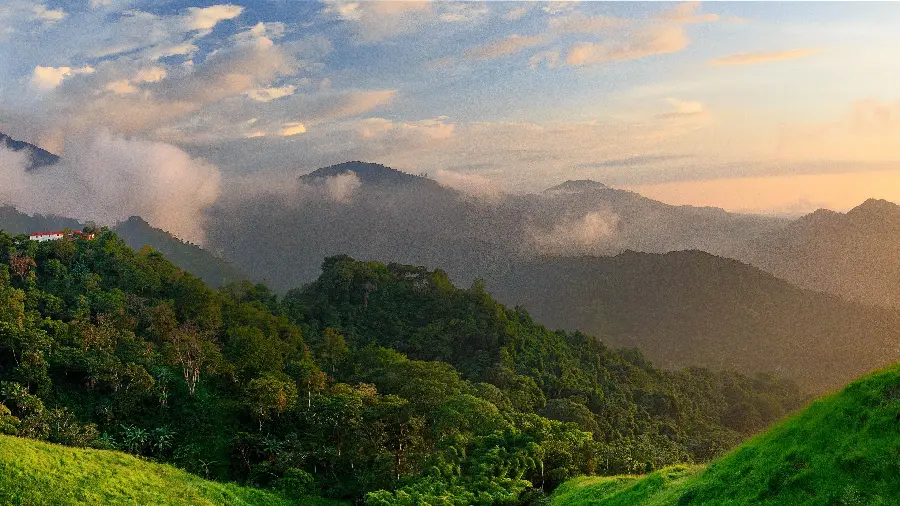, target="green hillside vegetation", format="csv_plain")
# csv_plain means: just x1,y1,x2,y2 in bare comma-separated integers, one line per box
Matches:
0,207,245,287
0,230,803,504
113,216,246,287
550,363,900,505
0,435,335,506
